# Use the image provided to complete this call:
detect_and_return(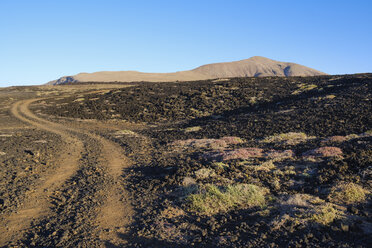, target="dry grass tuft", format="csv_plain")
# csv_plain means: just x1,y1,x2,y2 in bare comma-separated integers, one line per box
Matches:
311,203,339,225
321,136,347,144
204,148,263,161
184,126,202,133
328,182,369,205
264,149,294,161
186,184,268,215
194,168,216,179
292,84,317,95
256,160,276,172
261,132,313,145
114,129,138,137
